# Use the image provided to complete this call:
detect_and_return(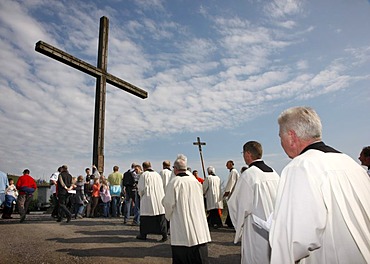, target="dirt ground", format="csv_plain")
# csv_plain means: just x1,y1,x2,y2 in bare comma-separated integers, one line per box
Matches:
0,212,241,264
